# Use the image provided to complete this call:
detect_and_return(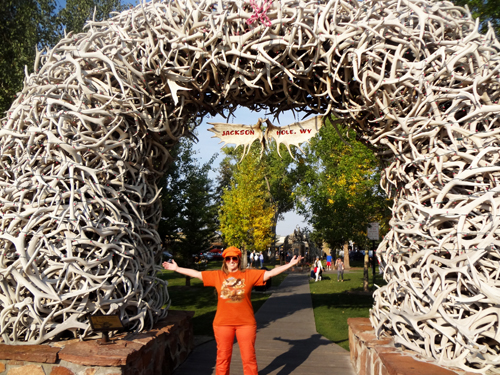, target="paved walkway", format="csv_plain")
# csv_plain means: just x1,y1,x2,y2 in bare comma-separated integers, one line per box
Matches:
174,273,356,375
